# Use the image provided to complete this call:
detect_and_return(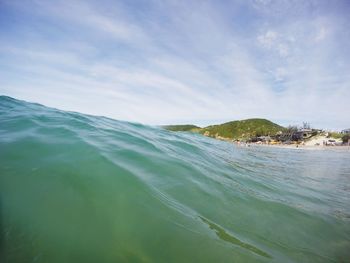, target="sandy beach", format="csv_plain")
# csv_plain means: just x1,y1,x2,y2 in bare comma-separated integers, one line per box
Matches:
250,143,350,151
231,133,350,151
